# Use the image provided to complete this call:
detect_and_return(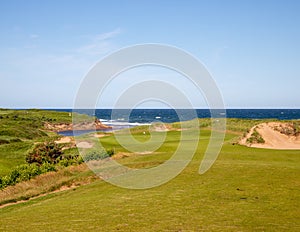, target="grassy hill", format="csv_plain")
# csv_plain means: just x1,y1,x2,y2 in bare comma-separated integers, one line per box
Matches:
0,110,299,231
0,109,90,176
